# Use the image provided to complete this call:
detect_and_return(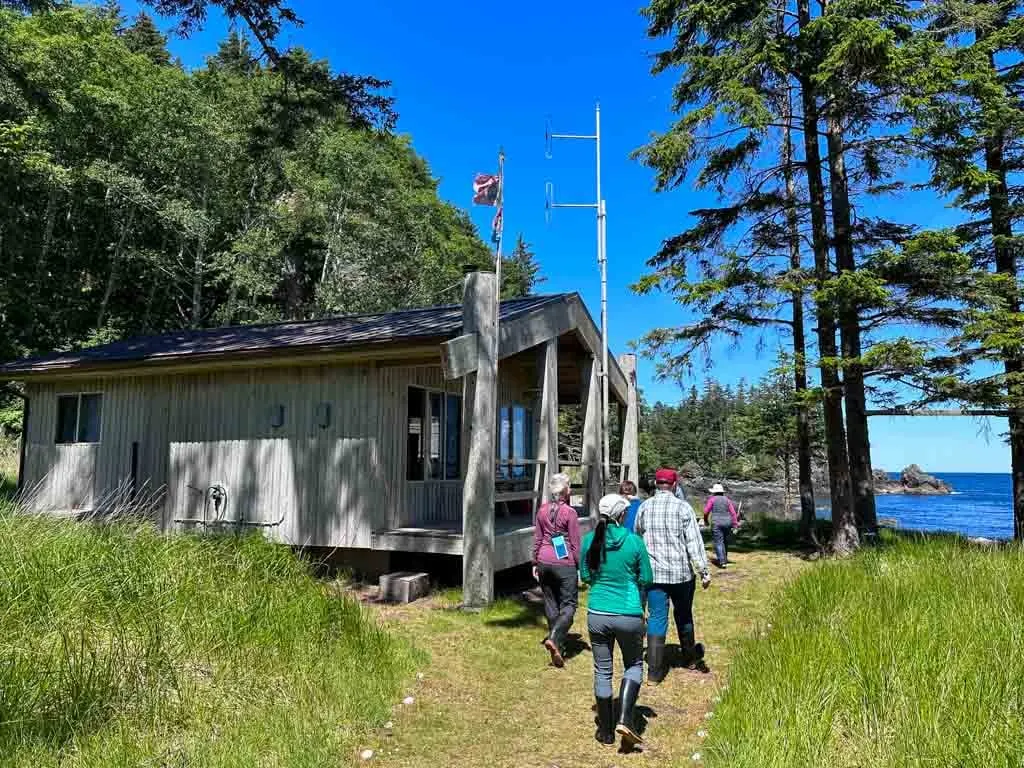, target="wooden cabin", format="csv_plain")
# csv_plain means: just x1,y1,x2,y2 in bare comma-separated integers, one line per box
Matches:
0,271,639,604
